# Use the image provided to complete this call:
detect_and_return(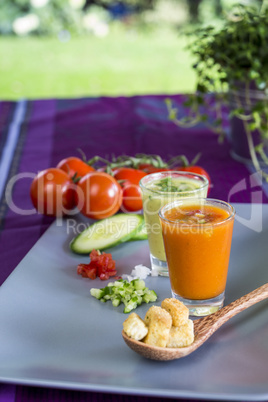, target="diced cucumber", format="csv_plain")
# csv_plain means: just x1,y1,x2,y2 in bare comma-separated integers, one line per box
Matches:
135,289,145,296
112,297,121,307
136,295,143,305
90,288,104,299
70,213,144,254
103,286,113,296
131,279,146,290
143,290,158,303
124,298,138,313
90,279,157,313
